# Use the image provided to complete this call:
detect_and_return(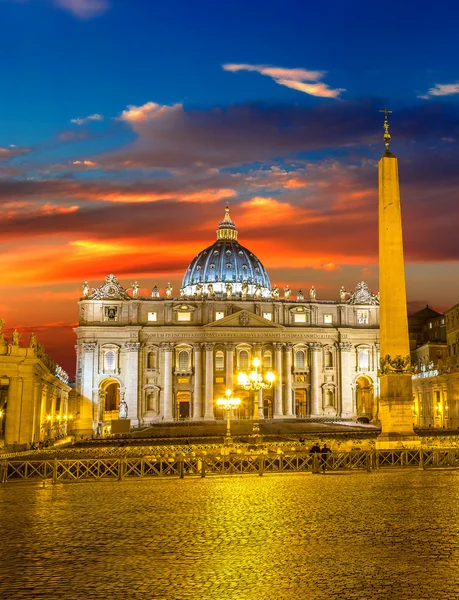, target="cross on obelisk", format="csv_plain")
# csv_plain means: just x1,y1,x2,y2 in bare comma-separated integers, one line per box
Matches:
379,106,393,151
